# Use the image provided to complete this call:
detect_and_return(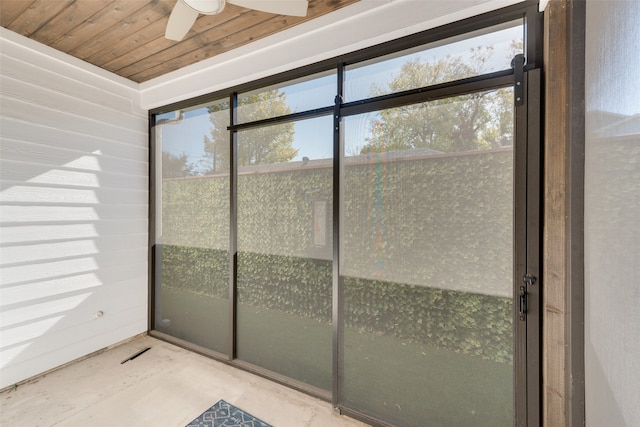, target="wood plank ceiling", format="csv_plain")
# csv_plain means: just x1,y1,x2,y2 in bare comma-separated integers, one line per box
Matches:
1,0,360,83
